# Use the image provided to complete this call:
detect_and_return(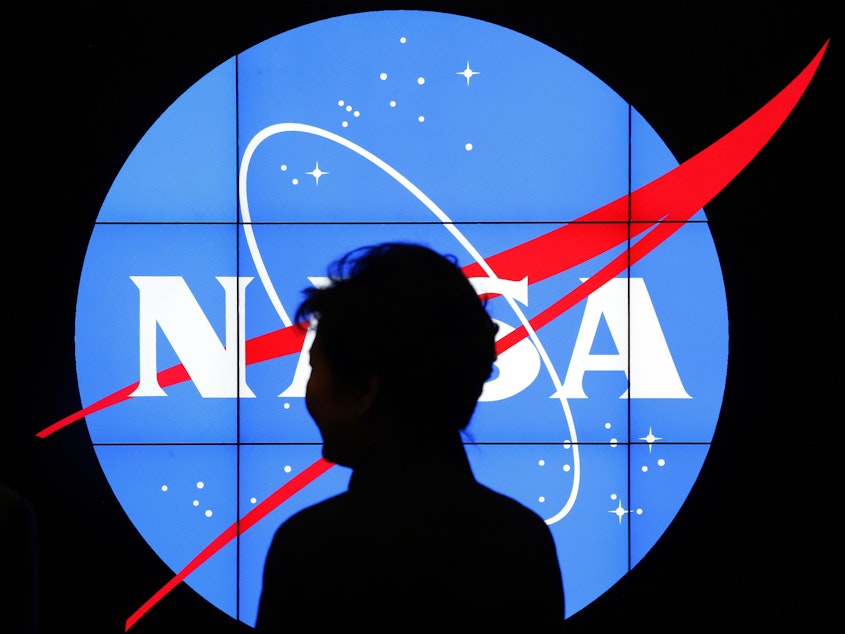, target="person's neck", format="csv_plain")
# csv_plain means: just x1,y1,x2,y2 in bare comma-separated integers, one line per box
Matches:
348,424,474,491
354,424,465,468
